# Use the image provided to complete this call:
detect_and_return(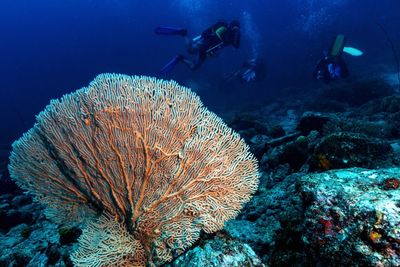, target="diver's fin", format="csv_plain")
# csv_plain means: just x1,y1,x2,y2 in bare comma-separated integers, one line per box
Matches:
343,46,363,56
330,34,346,57
160,55,182,74
154,26,187,36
